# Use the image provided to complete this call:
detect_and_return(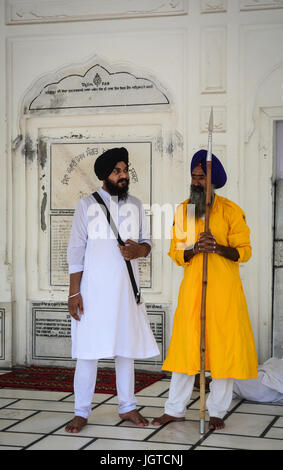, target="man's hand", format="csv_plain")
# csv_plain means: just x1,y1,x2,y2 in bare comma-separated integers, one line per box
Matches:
195,230,217,254
194,230,239,261
119,240,150,261
68,294,84,321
